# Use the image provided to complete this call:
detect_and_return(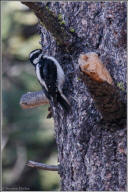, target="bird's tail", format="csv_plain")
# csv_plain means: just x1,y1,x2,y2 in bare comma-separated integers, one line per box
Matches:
57,92,70,112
